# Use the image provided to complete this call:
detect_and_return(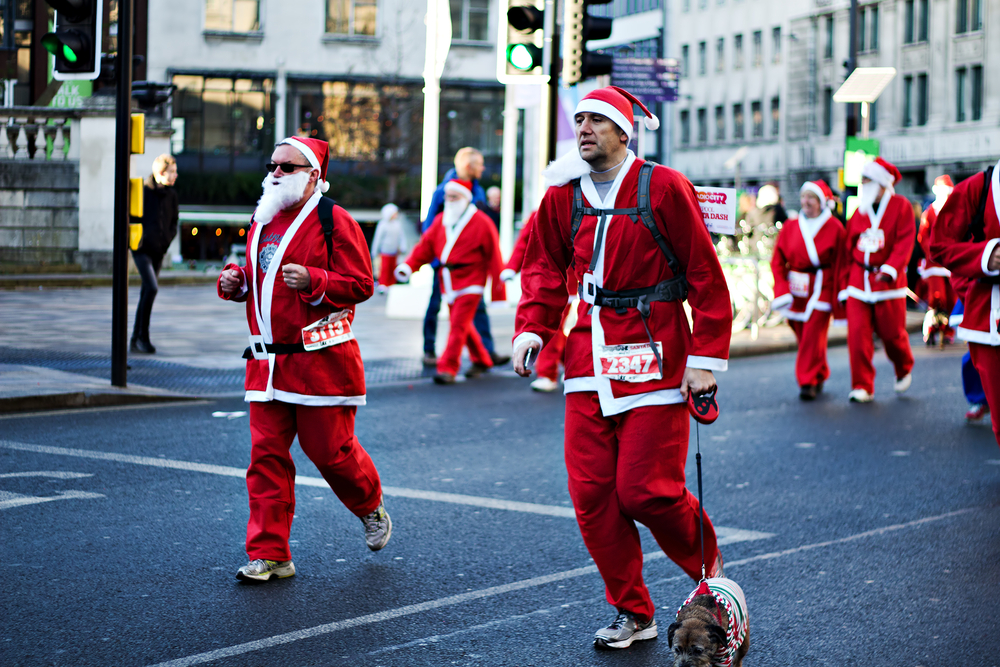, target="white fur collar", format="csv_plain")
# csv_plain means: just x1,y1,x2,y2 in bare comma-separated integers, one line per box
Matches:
542,149,592,187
